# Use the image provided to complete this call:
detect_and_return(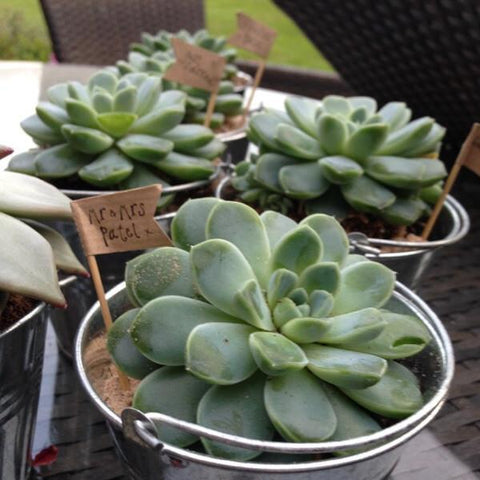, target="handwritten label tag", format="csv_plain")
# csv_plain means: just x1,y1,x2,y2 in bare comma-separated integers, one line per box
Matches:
71,185,172,255
164,38,226,93
461,123,480,176
228,13,277,59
